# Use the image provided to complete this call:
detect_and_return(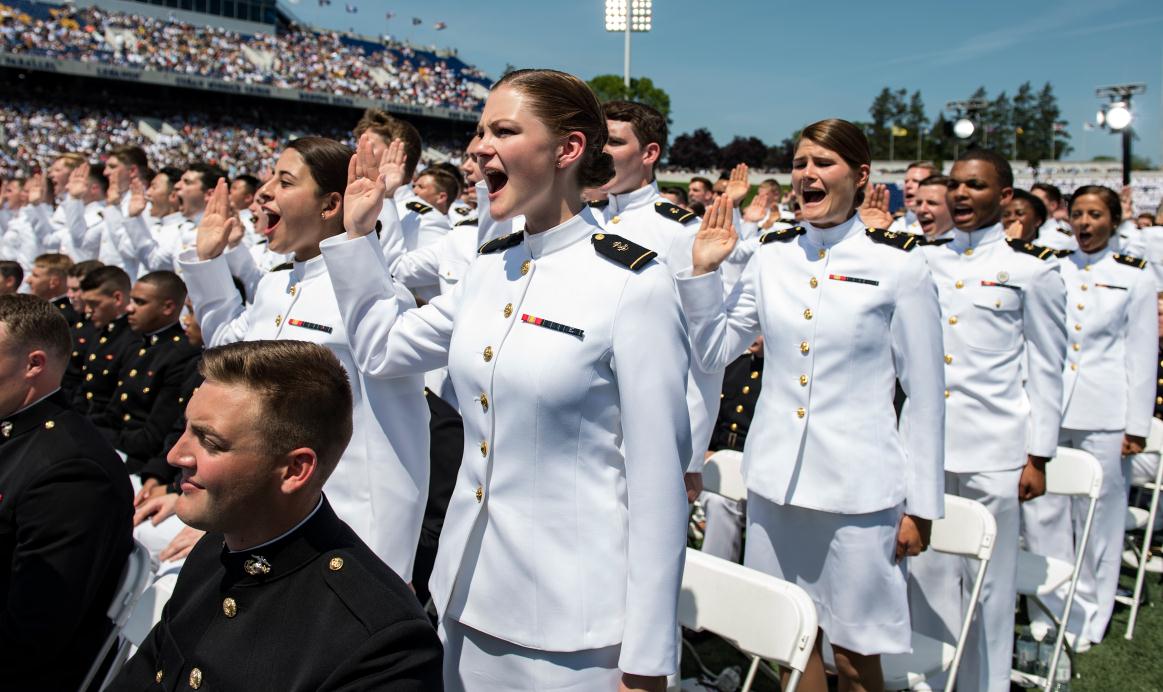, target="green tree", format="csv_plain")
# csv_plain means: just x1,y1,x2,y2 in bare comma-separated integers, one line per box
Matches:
587,75,672,122
668,128,719,170
902,90,928,160
868,87,907,159
984,91,1012,154
1012,82,1039,162
1036,82,1072,160
719,136,768,168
